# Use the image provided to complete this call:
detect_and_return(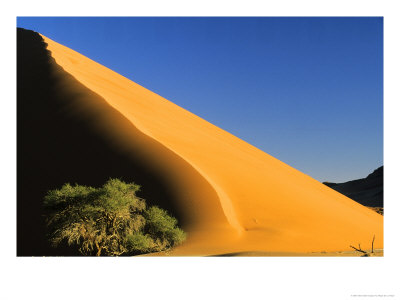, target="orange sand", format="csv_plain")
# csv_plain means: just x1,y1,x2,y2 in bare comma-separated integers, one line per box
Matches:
42,34,383,256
